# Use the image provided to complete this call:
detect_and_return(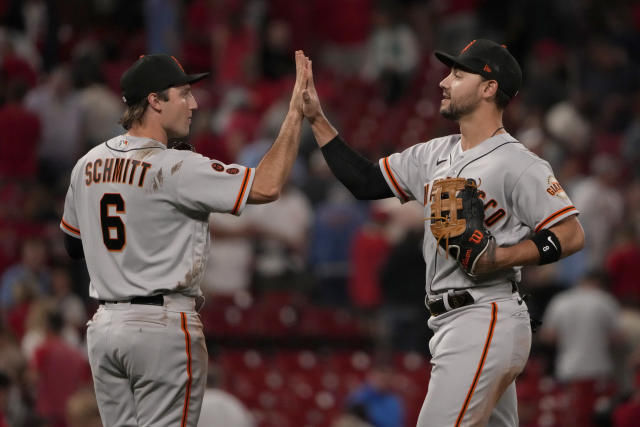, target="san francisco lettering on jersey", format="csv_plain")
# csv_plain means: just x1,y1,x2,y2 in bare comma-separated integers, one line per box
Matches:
84,158,152,187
